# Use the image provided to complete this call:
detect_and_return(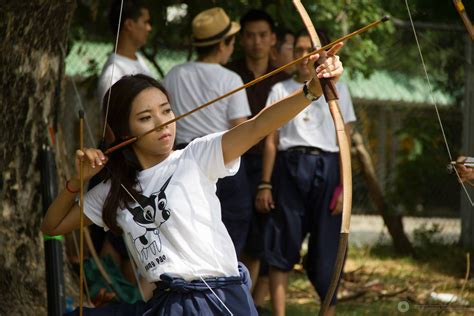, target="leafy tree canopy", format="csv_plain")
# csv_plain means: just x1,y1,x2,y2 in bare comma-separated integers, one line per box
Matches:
70,0,473,99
